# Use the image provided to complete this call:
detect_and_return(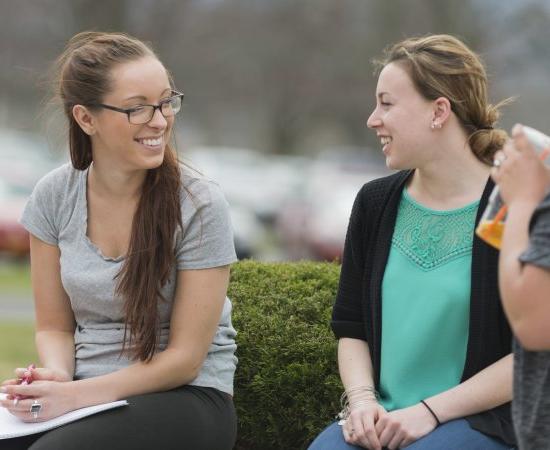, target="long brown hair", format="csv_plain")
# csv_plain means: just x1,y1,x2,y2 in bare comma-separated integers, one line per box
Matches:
54,31,182,361
375,34,511,165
